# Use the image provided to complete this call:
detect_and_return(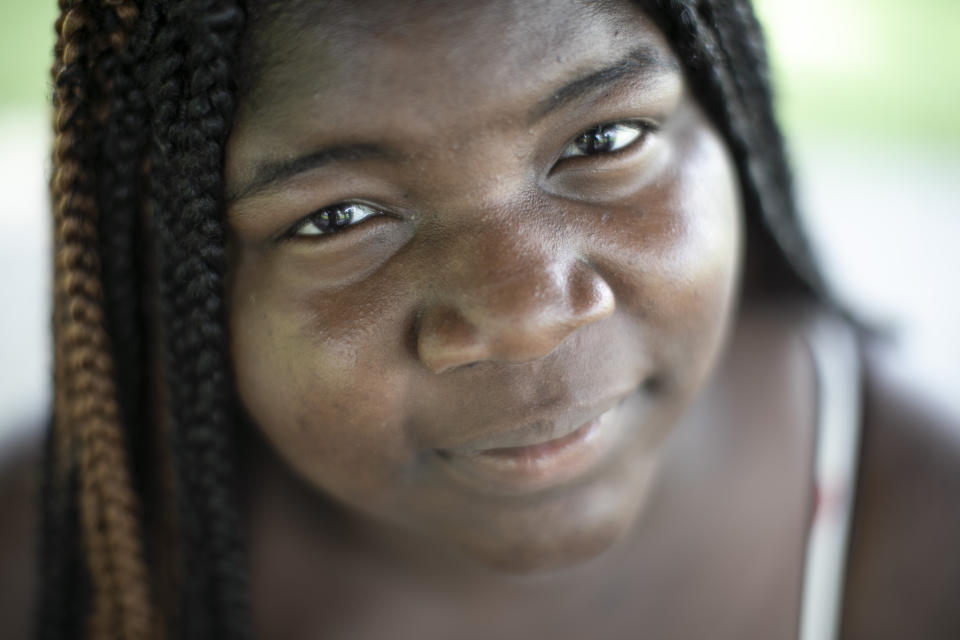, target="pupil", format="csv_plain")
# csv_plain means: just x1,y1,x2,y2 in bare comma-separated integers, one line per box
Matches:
318,205,354,232
332,205,354,228
576,125,616,154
